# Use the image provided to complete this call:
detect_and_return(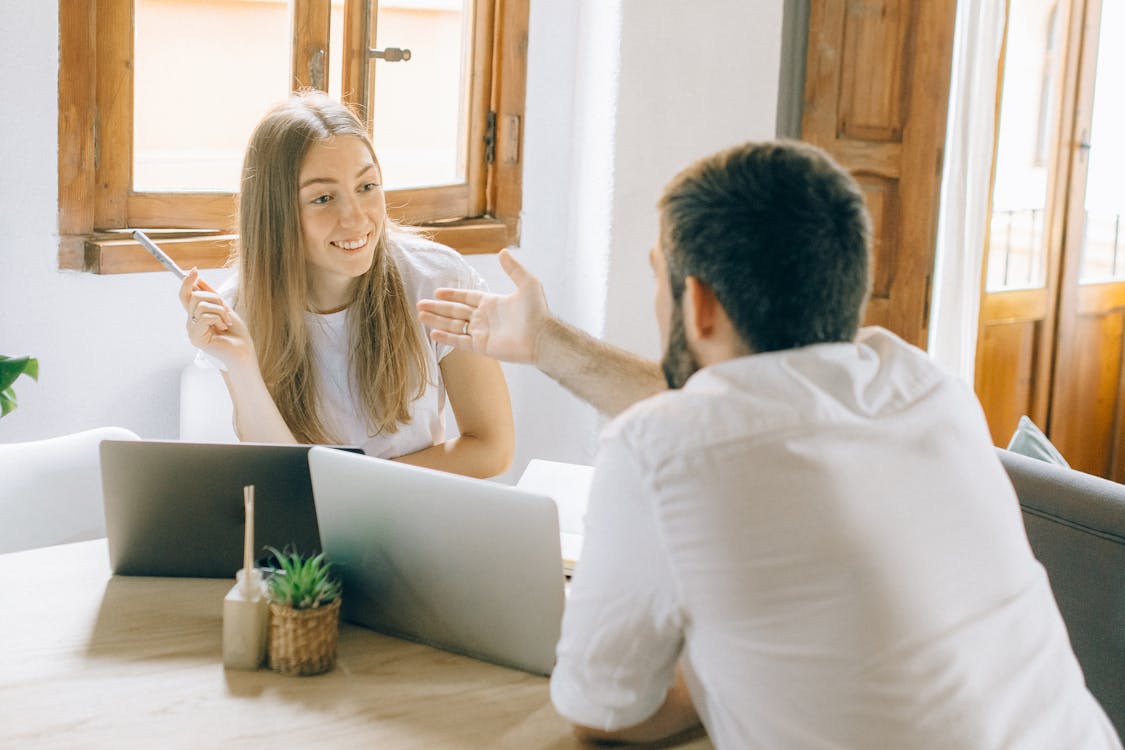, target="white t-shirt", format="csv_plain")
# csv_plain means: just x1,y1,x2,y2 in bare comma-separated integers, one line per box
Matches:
211,233,487,458
550,327,1120,750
